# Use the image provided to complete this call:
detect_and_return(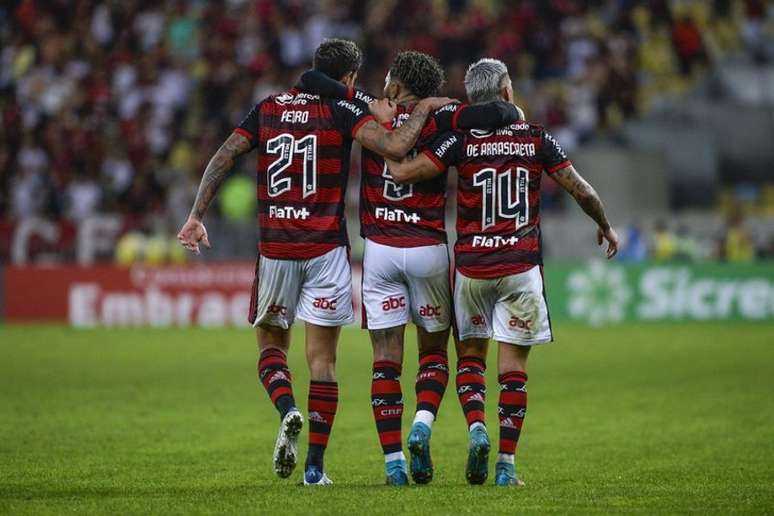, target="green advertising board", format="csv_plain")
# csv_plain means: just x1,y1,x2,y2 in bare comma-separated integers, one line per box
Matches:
542,261,774,325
